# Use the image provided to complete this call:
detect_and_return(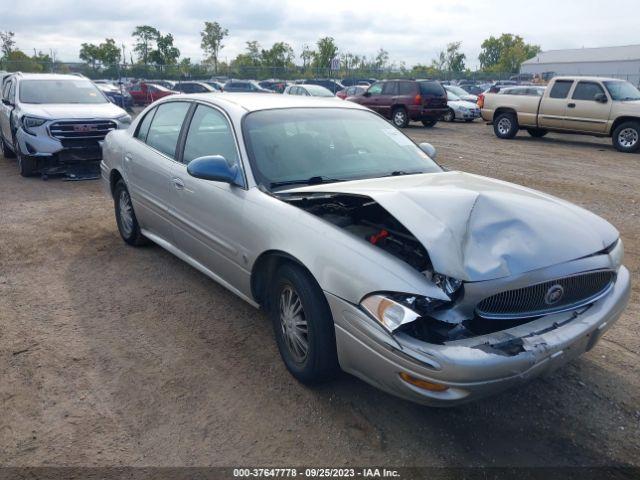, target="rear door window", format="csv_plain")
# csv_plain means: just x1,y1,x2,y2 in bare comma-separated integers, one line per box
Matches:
382,82,397,95
572,81,605,101
145,102,191,159
398,82,415,95
549,80,573,99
